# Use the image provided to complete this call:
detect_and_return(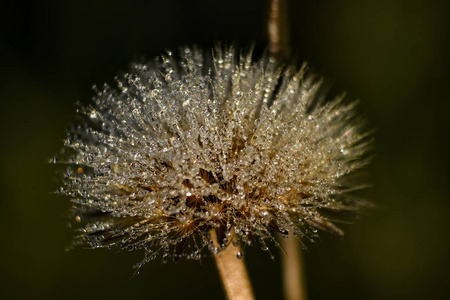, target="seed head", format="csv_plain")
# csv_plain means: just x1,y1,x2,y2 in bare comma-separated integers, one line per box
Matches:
54,46,371,267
